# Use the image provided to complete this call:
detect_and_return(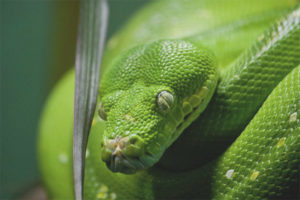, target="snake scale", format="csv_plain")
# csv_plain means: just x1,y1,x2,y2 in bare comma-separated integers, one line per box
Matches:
38,0,300,199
